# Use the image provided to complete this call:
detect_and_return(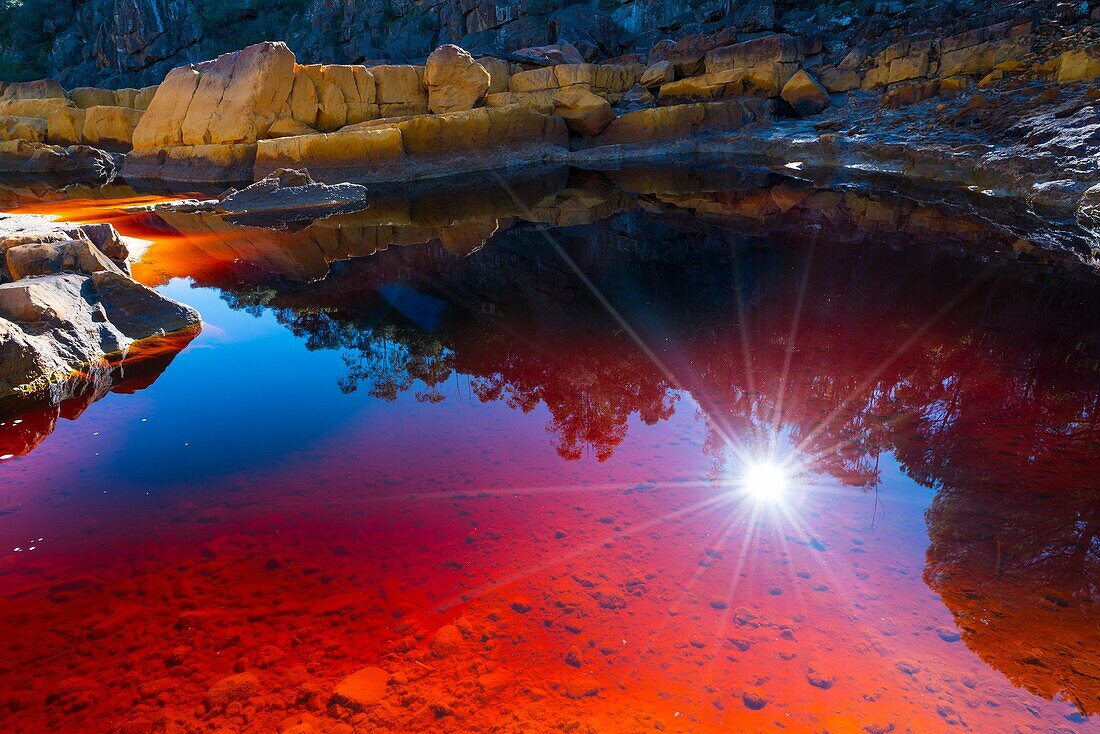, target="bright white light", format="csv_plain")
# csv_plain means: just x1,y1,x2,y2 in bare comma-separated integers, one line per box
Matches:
743,462,788,503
